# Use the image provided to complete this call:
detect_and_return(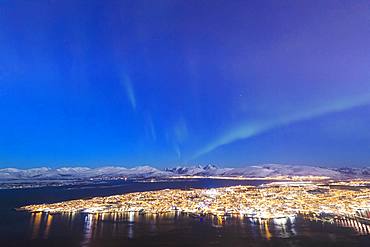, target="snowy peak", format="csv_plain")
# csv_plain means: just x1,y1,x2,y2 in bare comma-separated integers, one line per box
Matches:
332,167,370,176
165,164,224,176
222,164,342,178
203,164,218,170
0,164,369,182
0,165,167,181
165,164,368,179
